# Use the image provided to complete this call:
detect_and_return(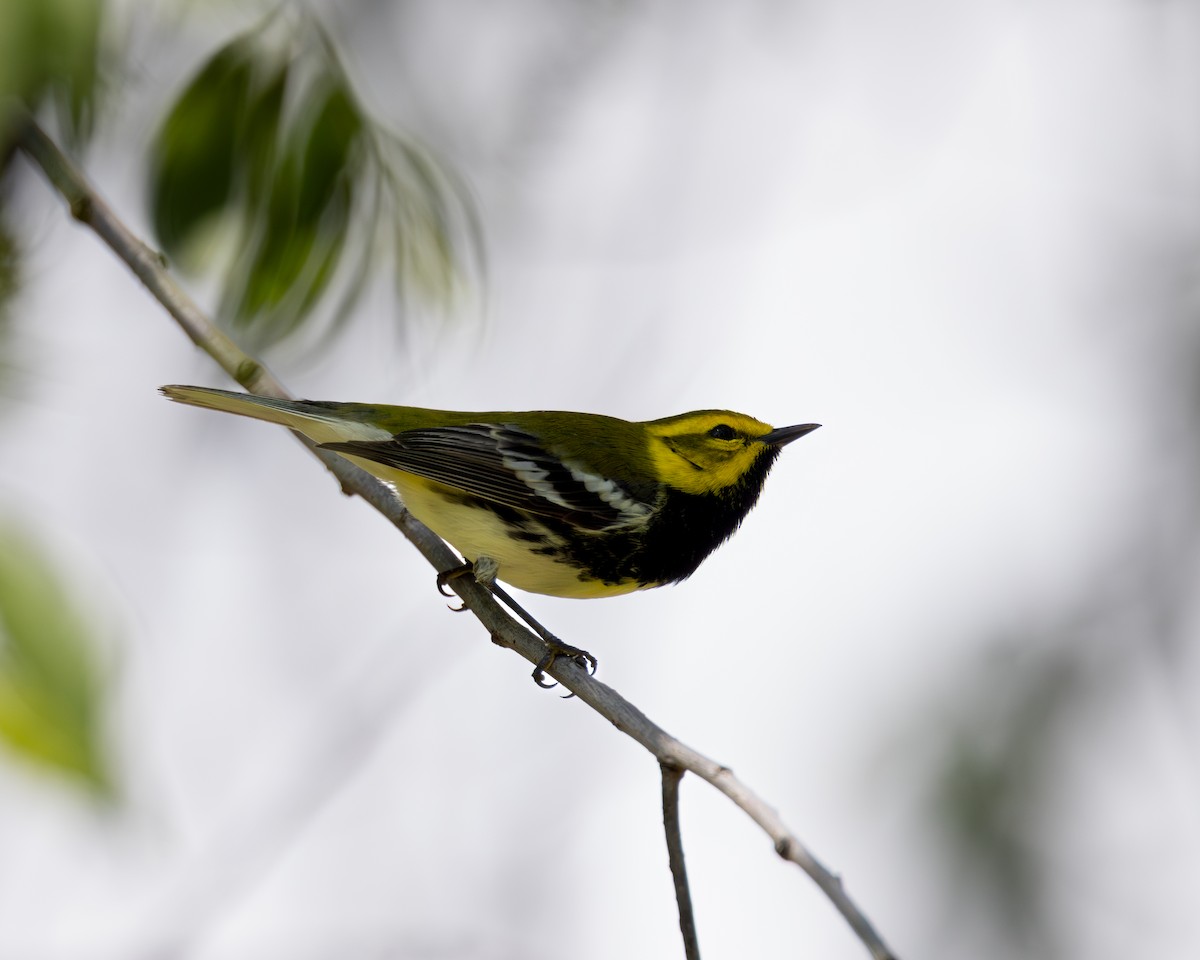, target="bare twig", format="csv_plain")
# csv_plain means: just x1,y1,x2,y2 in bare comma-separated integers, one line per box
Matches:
661,763,701,960
15,112,899,960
